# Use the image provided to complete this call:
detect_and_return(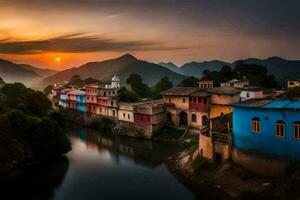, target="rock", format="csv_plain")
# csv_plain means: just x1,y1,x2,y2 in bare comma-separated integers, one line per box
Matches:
262,182,272,187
